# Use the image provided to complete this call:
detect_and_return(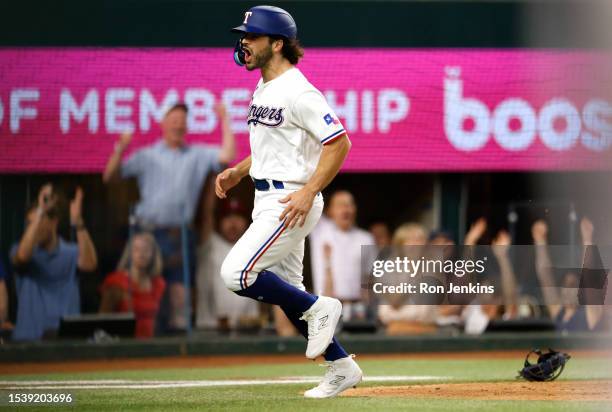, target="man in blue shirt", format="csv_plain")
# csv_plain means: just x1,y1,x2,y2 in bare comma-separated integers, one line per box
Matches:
0,258,9,331
103,102,236,330
11,184,98,341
